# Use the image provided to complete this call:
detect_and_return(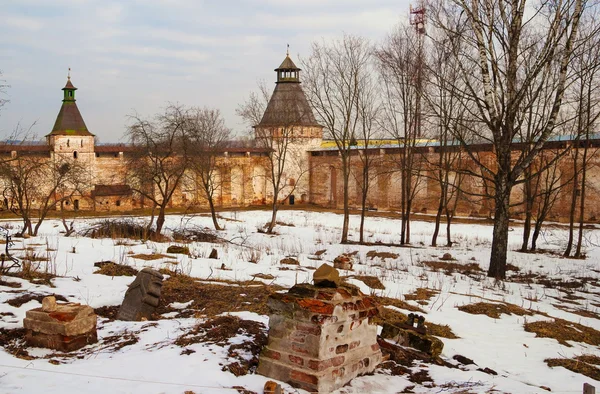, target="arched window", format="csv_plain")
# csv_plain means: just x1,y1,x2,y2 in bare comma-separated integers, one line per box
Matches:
73,151,78,159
